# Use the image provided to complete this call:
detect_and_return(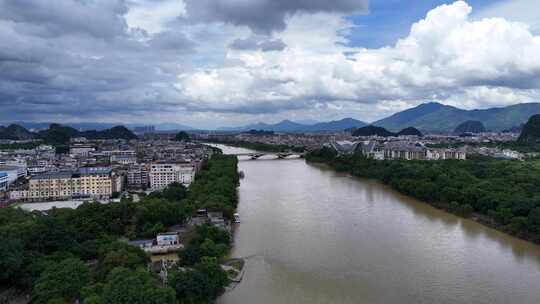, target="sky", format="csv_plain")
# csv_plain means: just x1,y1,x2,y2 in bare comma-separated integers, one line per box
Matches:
1,0,540,129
